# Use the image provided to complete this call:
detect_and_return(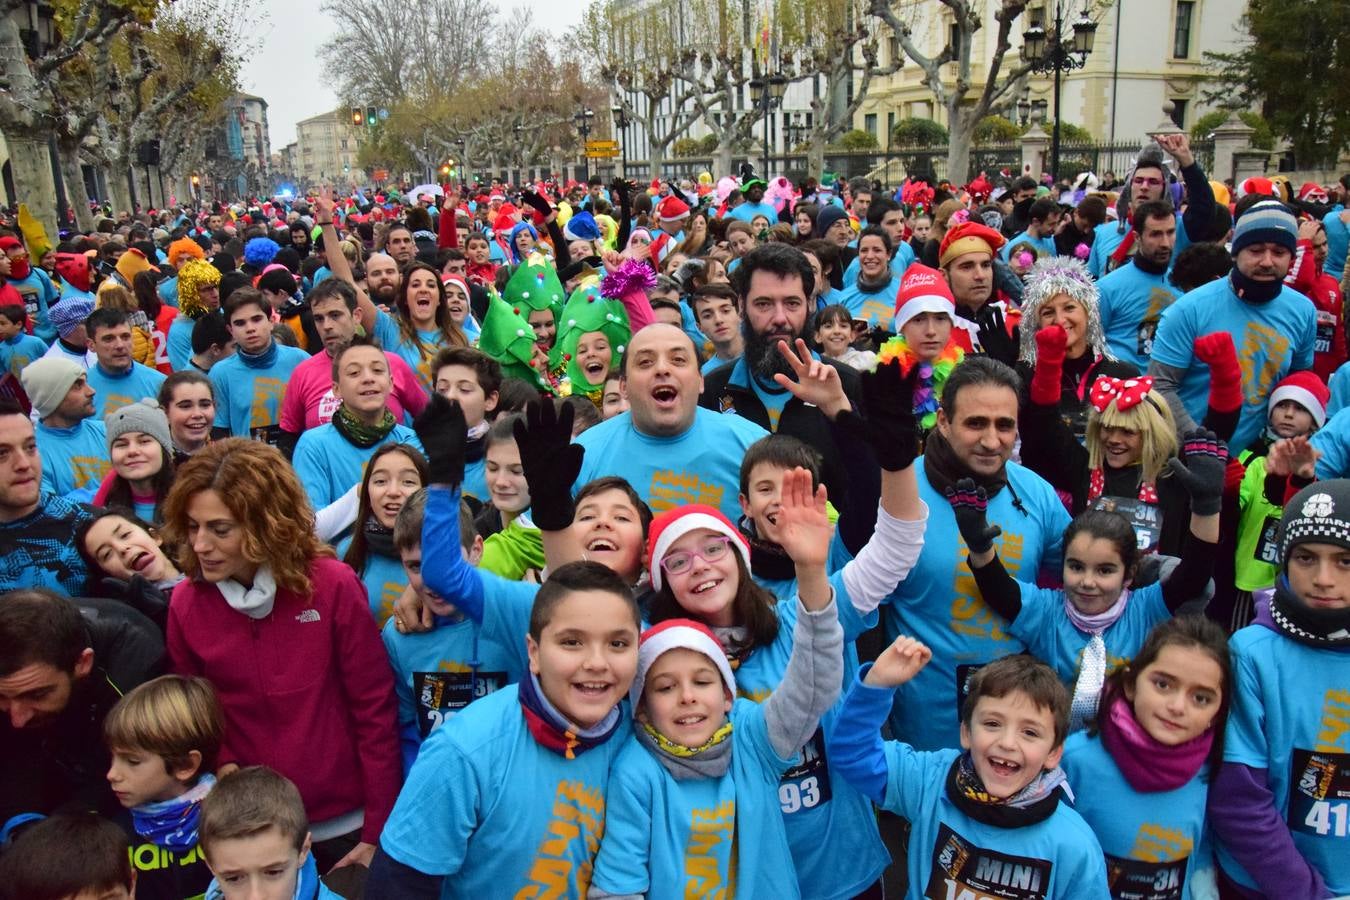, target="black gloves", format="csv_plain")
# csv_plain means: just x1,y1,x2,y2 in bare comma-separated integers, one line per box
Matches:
1168,428,1229,516
945,477,1003,555
412,394,468,488
837,360,921,472
973,303,1018,366
513,400,586,532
